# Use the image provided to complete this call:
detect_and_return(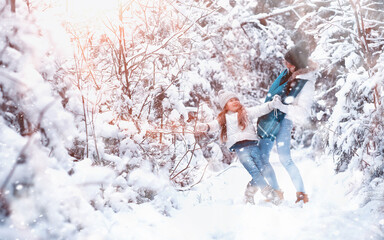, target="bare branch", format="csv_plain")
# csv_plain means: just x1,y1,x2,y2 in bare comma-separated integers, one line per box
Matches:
0,101,56,217
244,3,309,21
